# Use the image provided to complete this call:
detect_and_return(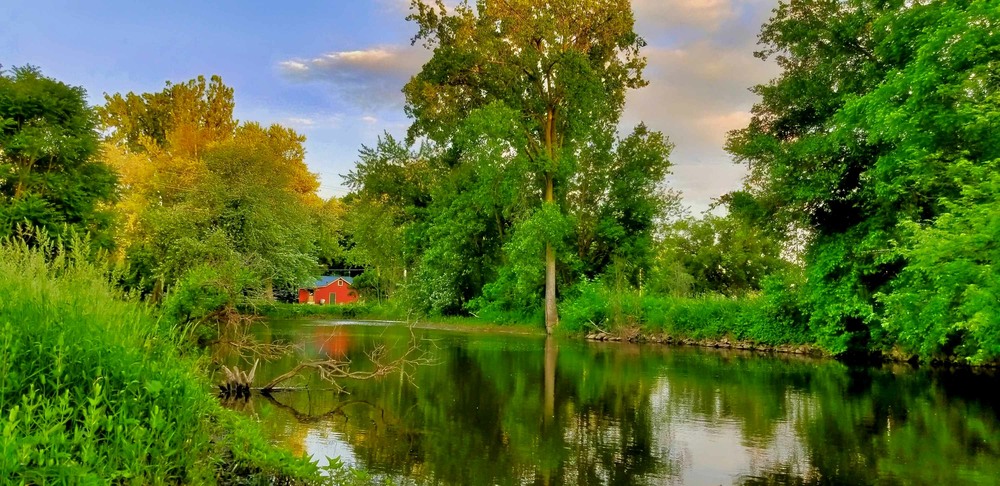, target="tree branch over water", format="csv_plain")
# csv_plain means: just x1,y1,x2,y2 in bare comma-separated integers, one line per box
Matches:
219,325,438,397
